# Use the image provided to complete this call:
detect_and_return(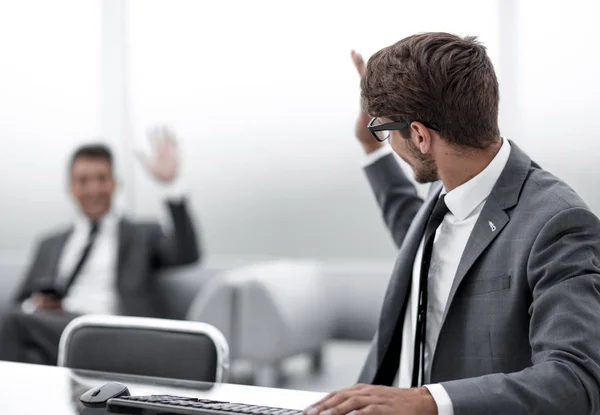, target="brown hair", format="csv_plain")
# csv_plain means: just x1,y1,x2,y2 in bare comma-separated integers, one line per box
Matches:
70,144,113,168
361,32,500,149
69,144,113,181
